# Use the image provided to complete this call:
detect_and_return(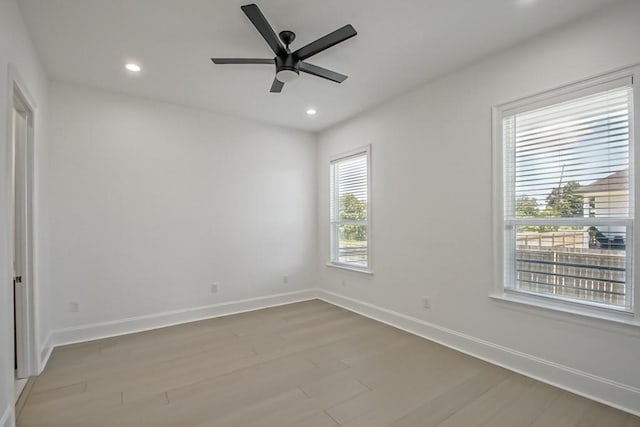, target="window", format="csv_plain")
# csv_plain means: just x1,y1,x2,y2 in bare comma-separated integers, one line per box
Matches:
495,69,637,313
330,146,371,271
